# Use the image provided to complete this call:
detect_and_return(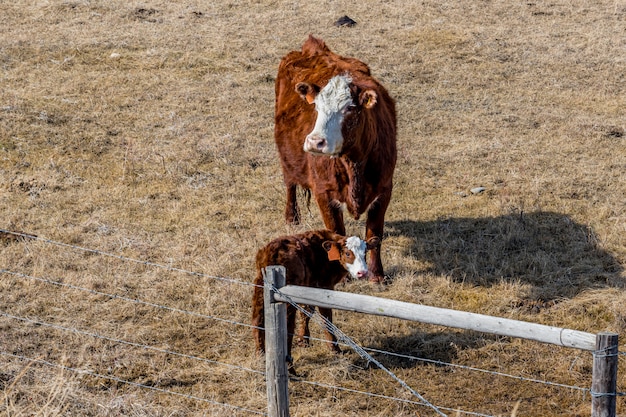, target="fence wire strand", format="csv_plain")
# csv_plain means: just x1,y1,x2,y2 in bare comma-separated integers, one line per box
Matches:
291,377,499,417
0,351,266,416
0,309,497,417
0,228,254,288
300,334,591,393
0,268,258,331
2,228,625,415
0,264,614,396
0,310,263,376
